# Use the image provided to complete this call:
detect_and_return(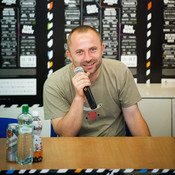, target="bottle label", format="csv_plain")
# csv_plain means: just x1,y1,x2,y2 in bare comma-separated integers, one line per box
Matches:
33,121,42,152
33,134,42,152
19,125,32,134
33,120,42,162
33,121,42,129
